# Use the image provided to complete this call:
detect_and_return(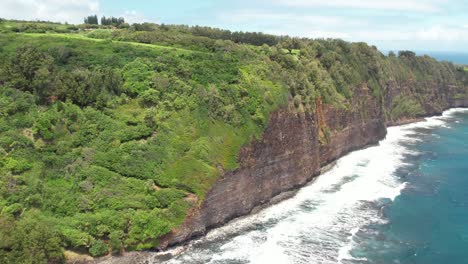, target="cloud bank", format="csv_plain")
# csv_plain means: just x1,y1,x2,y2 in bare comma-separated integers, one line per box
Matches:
0,0,99,23
271,0,443,12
